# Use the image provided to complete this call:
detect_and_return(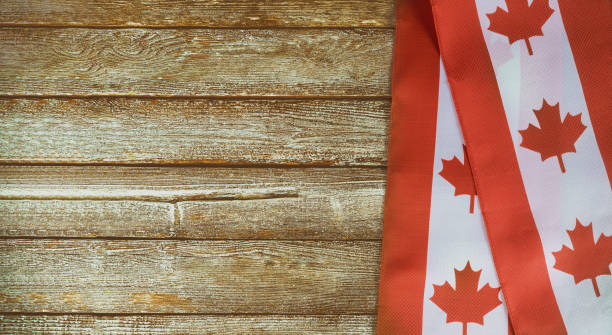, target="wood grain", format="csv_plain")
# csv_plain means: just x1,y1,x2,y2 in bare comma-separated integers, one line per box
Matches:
0,166,385,239
0,0,393,28
0,98,388,166
0,240,380,313
0,1,392,329
0,28,392,97
0,200,176,239
0,315,376,334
